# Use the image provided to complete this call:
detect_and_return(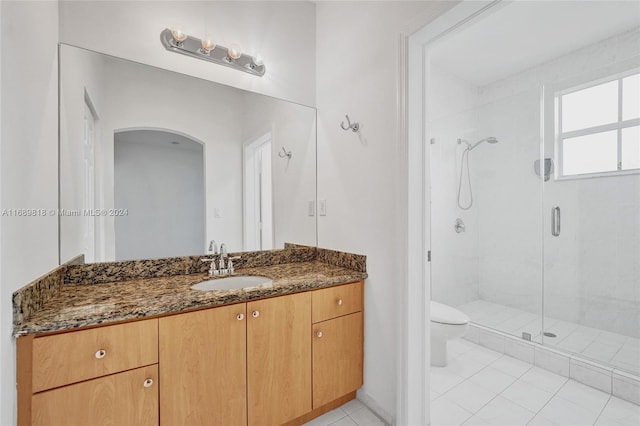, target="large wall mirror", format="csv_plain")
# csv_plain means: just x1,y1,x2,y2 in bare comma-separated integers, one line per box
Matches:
59,44,317,263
